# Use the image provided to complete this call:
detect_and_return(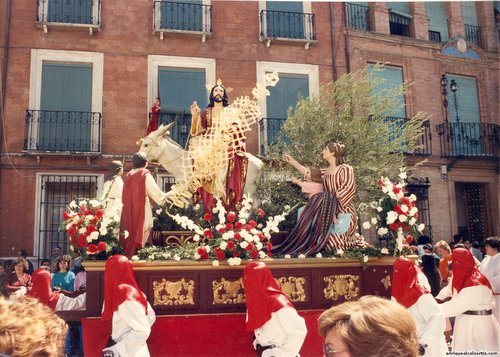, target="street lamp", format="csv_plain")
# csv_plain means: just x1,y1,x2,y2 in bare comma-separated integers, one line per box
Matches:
441,74,449,124
450,79,460,124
